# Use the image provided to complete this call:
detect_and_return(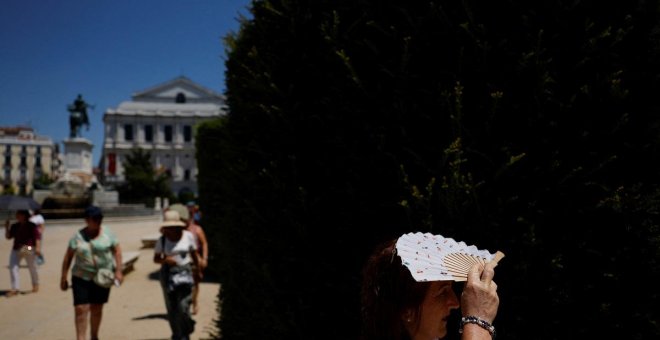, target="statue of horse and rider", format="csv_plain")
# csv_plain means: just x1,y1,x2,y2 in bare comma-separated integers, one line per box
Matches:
68,94,93,138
